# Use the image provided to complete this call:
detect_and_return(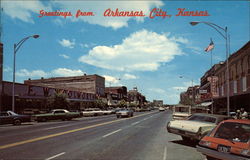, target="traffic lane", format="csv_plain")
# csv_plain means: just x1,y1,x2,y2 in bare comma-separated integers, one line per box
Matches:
0,110,151,132
0,110,156,152
0,114,118,145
